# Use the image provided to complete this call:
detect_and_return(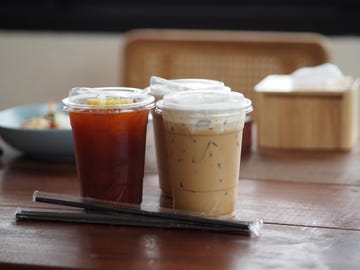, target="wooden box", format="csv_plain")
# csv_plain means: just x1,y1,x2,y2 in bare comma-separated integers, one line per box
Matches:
255,75,359,150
